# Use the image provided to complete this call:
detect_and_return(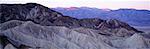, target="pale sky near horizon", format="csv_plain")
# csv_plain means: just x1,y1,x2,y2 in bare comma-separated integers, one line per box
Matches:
0,0,150,10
